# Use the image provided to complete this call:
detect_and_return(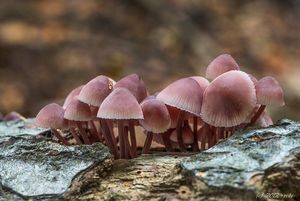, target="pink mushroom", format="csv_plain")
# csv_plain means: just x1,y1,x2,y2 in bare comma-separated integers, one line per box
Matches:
205,54,240,81
201,70,257,147
157,77,203,151
98,88,143,159
247,76,284,127
139,99,172,153
35,103,69,145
